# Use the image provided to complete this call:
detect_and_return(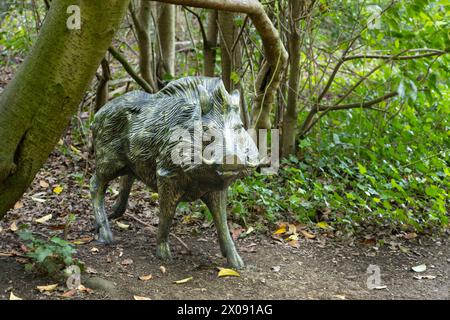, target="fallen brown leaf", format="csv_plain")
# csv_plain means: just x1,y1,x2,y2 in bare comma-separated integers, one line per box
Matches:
61,289,77,298
77,285,93,293
37,284,58,293
139,274,153,281
9,292,22,300
13,202,23,210
287,224,297,235
121,258,133,266
288,240,300,248
9,221,18,232
35,214,52,224
404,232,417,240
86,266,98,274
361,238,376,246
39,180,49,188
72,236,94,245
273,224,287,235
174,276,193,284
231,227,243,240
300,230,316,239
